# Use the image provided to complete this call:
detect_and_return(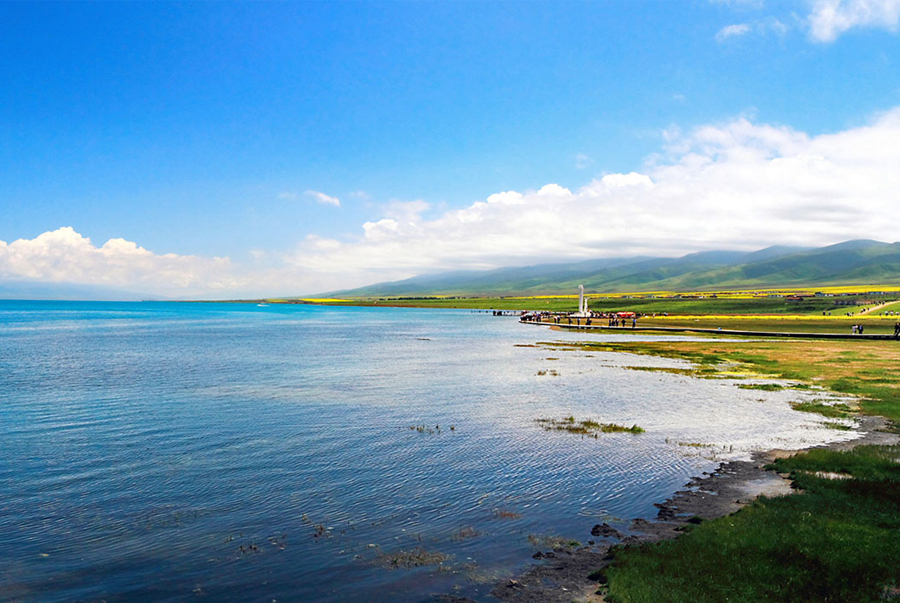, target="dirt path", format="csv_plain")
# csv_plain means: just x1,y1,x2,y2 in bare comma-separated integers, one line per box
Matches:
860,301,894,315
